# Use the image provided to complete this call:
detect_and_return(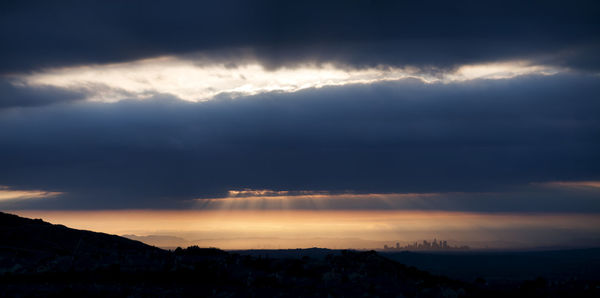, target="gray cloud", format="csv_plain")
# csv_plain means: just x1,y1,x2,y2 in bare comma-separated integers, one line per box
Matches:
0,79,85,108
